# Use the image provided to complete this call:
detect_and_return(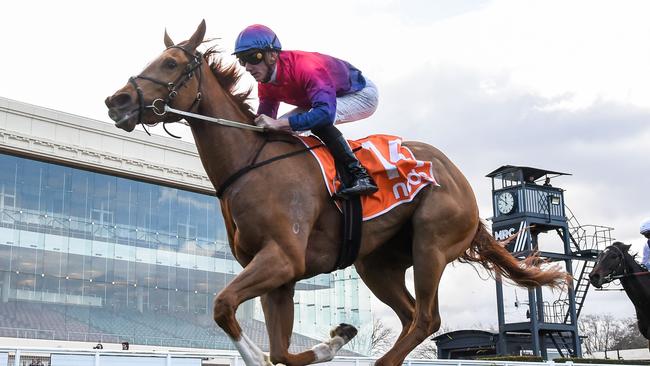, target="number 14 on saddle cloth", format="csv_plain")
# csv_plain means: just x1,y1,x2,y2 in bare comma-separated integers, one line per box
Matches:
298,134,439,220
